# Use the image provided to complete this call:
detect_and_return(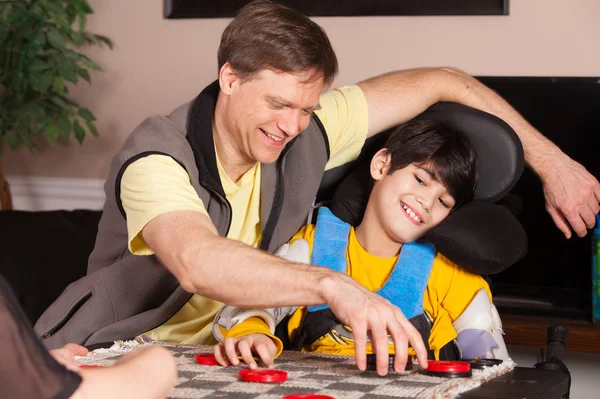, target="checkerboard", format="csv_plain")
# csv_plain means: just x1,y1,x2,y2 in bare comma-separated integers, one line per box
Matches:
77,342,515,398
